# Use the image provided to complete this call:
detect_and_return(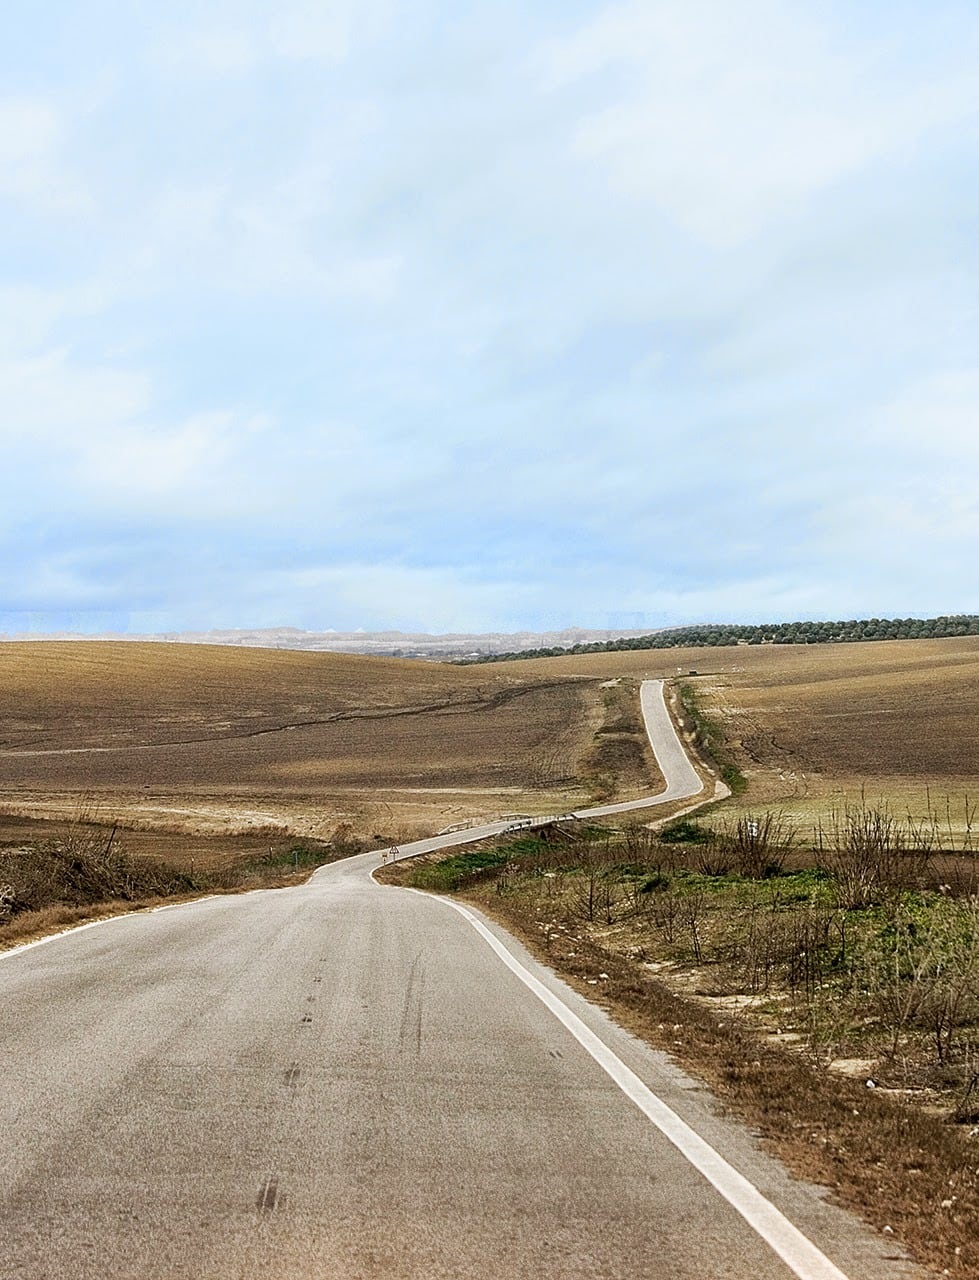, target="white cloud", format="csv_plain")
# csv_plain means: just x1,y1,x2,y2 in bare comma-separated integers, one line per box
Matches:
119,157,402,301
543,0,979,246
264,561,532,632
171,28,257,75
156,0,395,75
873,369,979,461
75,411,255,502
0,95,89,212
269,0,381,63
0,551,117,609
0,347,150,444
4,2,979,631
0,285,110,353
0,341,272,517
